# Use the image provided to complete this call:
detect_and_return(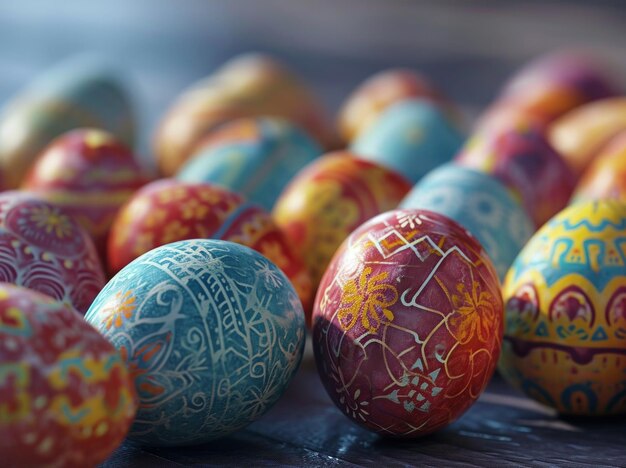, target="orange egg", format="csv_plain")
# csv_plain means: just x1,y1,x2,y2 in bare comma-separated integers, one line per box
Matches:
273,152,411,290
154,54,335,176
